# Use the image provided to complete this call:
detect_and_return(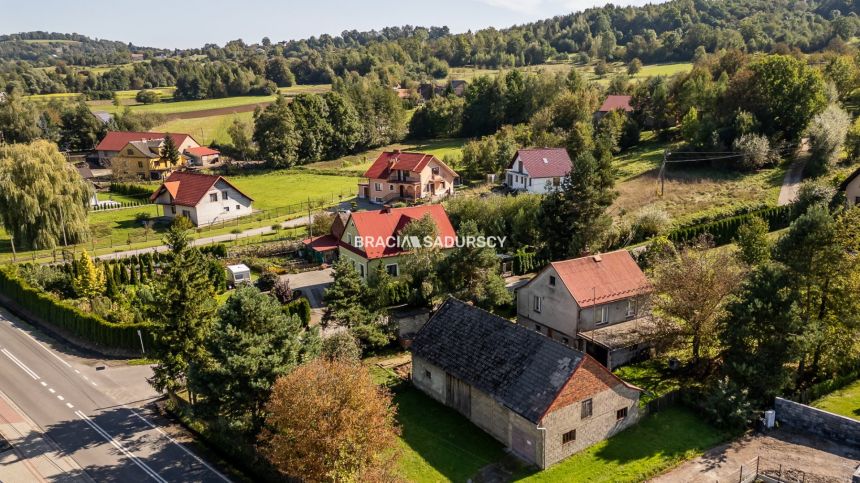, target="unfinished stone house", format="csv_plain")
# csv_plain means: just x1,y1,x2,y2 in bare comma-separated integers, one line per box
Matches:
411,298,641,469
